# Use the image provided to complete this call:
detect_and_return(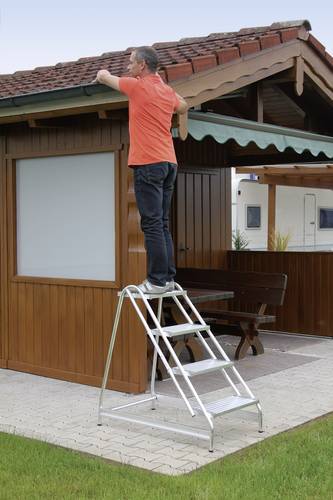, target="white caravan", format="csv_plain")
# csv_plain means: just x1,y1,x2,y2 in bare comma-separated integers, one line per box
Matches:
232,171,333,251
